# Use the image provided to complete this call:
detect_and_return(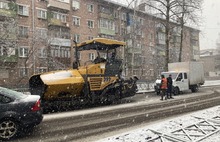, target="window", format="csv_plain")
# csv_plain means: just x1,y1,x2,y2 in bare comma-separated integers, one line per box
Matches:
115,25,119,33
37,9,47,19
18,5,29,16
89,53,95,60
177,73,183,81
133,69,139,76
0,2,9,9
38,47,47,58
65,48,70,58
37,67,47,73
101,53,107,59
19,68,28,77
88,20,94,28
0,47,15,57
150,69,154,76
139,18,144,25
73,16,80,26
37,28,47,38
99,18,115,30
50,47,70,58
19,47,28,57
121,13,126,21
72,0,80,10
0,47,7,56
52,12,67,23
114,11,119,18
87,4,94,12
18,26,28,37
184,73,187,79
88,36,93,40
74,34,80,43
